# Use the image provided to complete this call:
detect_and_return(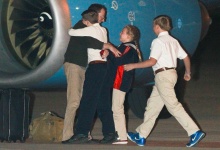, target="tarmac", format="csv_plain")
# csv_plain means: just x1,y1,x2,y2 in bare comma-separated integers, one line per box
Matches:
1,15,220,150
